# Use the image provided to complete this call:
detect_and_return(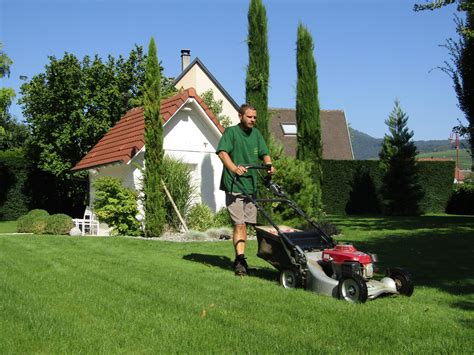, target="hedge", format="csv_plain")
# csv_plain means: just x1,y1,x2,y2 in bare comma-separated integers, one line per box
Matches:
446,183,474,215
0,149,30,220
418,161,456,213
321,160,455,215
